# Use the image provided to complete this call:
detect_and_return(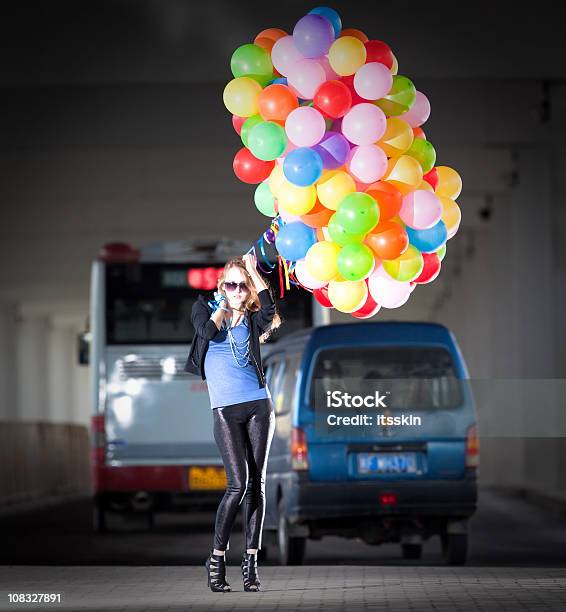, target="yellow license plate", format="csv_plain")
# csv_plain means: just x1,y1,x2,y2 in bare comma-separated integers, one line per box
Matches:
188,466,227,490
